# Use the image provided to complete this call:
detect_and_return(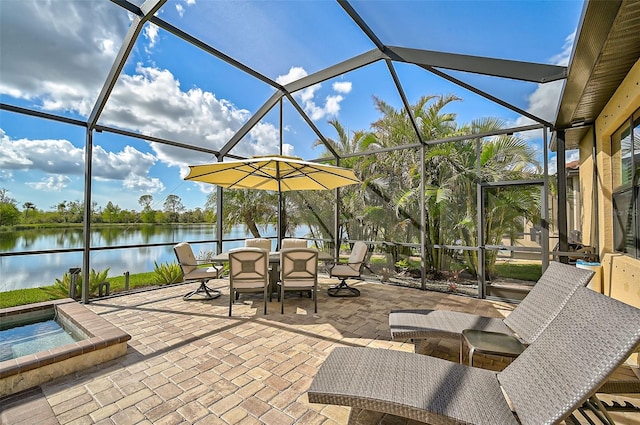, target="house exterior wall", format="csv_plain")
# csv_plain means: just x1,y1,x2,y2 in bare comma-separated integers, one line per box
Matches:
580,60,640,323
579,127,596,247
